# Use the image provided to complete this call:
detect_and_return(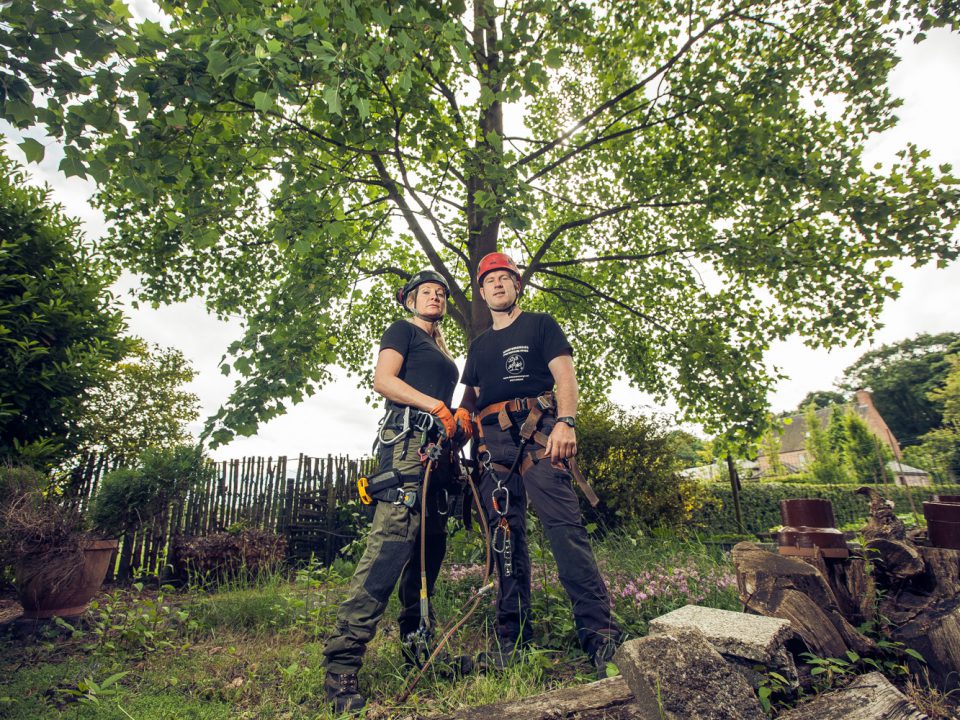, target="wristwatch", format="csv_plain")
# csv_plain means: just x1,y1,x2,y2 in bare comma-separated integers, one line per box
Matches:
556,416,577,428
